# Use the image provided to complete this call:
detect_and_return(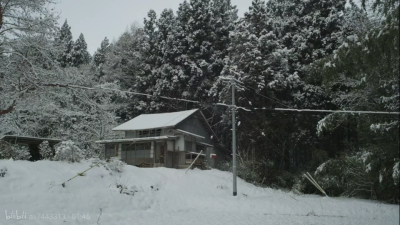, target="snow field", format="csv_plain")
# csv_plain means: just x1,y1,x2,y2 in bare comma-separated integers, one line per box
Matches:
0,160,398,225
